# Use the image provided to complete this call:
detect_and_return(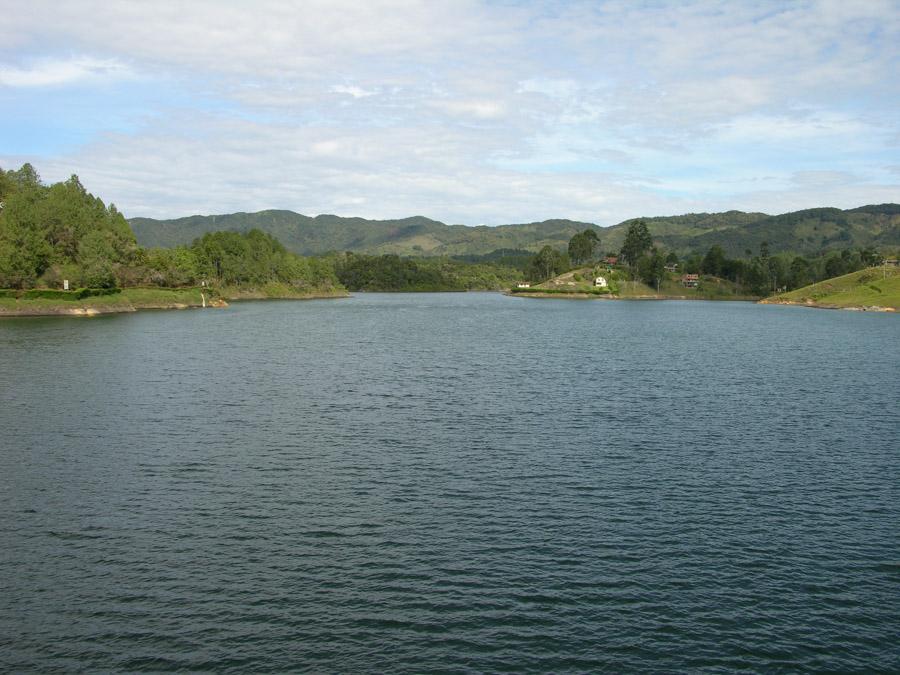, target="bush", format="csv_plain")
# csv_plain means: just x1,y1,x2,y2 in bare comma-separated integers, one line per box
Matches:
21,289,73,300
77,287,119,299
20,287,120,300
